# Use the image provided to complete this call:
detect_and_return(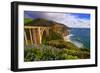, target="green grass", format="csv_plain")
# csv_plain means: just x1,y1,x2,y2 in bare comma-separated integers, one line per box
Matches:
24,44,90,62
24,18,33,24
46,40,79,50
24,19,90,62
42,30,64,44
